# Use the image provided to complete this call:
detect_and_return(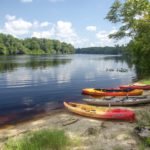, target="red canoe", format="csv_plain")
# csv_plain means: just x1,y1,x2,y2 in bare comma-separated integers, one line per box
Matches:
120,82,150,90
